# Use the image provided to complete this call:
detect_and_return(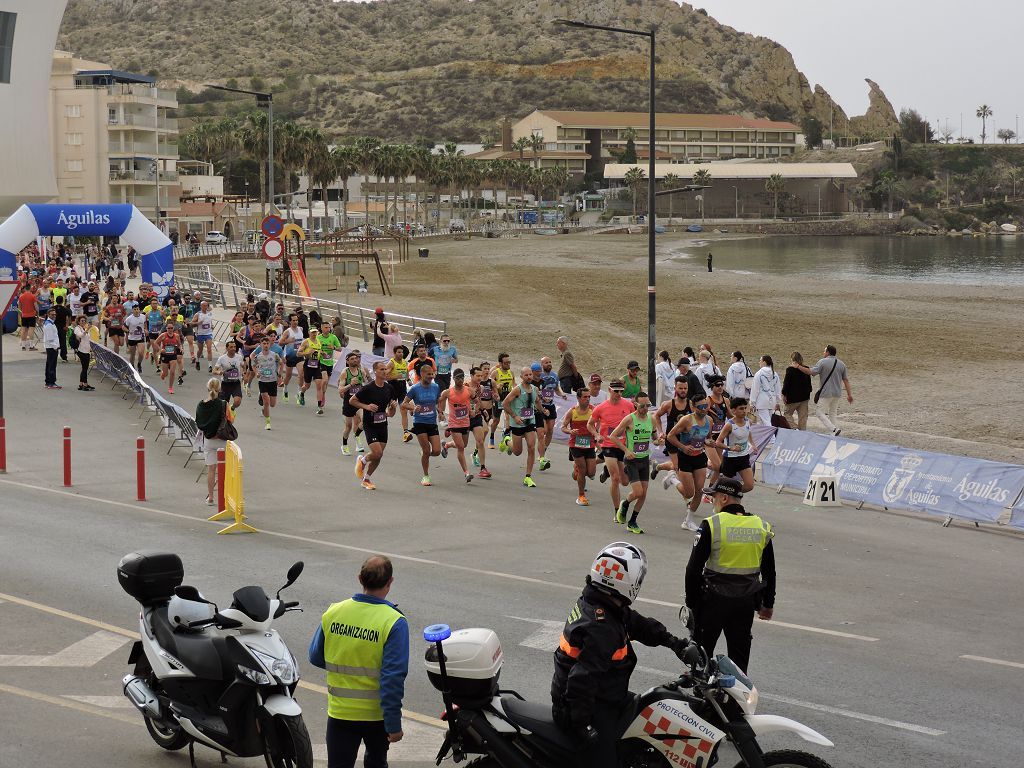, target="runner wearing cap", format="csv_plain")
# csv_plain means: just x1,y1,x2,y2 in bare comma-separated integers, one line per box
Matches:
402,362,442,486
468,366,492,479
587,379,636,519
561,388,596,506
665,392,714,531
438,368,475,483
433,334,458,392
703,375,733,494
622,360,643,399
608,391,663,533
500,367,540,488
586,373,607,406
490,352,515,446
385,344,412,441
339,351,369,450
296,327,323,408
534,356,566,472
350,361,398,491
